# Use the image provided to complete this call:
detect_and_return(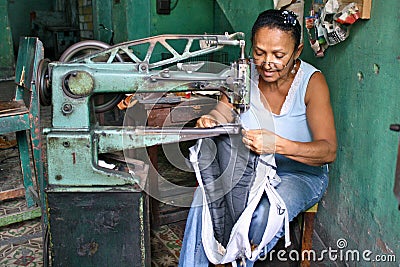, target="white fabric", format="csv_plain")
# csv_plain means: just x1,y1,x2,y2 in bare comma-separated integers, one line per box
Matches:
189,139,291,265
188,64,292,264
279,66,302,115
